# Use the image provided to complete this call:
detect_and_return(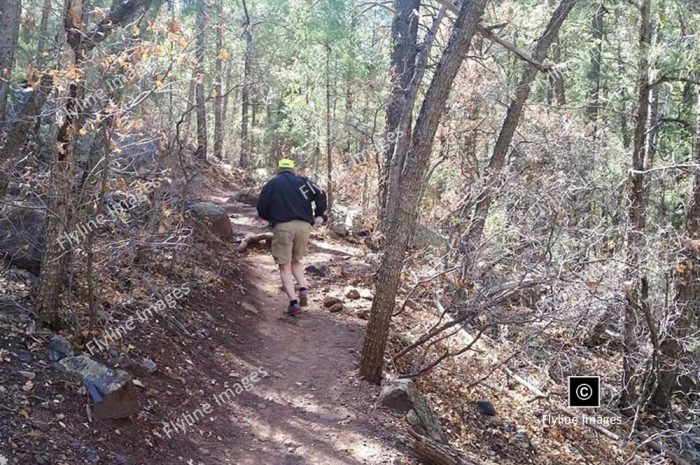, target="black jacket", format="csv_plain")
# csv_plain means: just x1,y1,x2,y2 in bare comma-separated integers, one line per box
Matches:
257,171,327,226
